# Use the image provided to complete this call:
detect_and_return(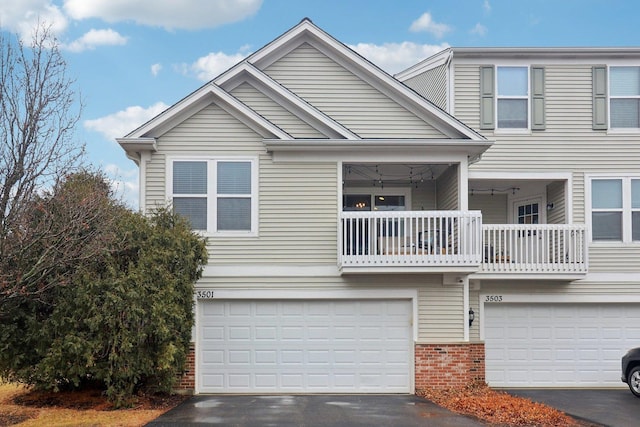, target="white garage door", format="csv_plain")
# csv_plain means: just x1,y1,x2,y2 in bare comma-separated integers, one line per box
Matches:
485,303,640,387
198,299,413,393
